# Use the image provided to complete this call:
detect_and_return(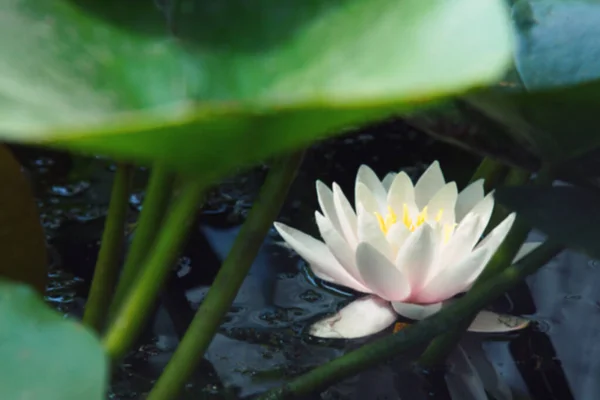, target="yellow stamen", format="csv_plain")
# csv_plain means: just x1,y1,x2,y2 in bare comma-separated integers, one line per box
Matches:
435,209,444,222
402,204,412,229
375,212,387,233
